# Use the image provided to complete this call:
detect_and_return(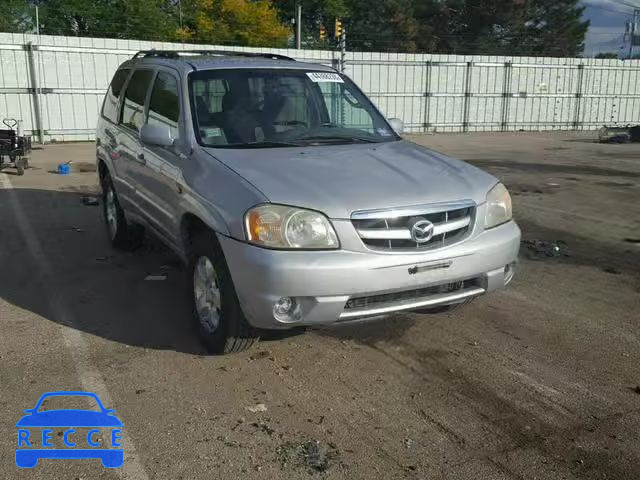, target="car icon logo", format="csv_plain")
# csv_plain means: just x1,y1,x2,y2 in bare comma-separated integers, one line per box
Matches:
15,391,124,468
410,219,435,244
